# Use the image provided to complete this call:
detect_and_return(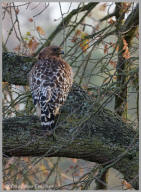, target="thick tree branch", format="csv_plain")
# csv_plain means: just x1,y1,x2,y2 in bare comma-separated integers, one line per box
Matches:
2,52,37,85
3,109,138,189
2,52,139,189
